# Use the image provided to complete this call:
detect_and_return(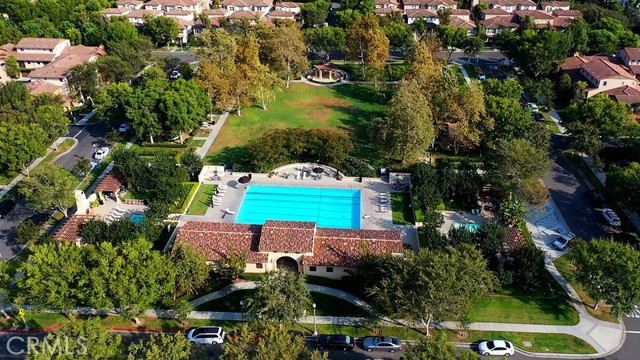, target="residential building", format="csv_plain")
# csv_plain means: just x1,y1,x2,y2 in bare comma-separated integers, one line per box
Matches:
267,10,296,20
450,9,471,19
617,47,640,77
101,7,132,17
116,0,144,10
275,2,302,13
514,10,555,28
173,220,404,280
481,7,512,19
451,16,477,35
480,16,518,36
8,38,70,69
143,0,208,12
228,10,267,23
403,0,457,10
538,1,570,12
126,9,165,25
405,9,439,24
561,54,639,100
28,45,106,87
474,0,537,13
221,0,273,13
